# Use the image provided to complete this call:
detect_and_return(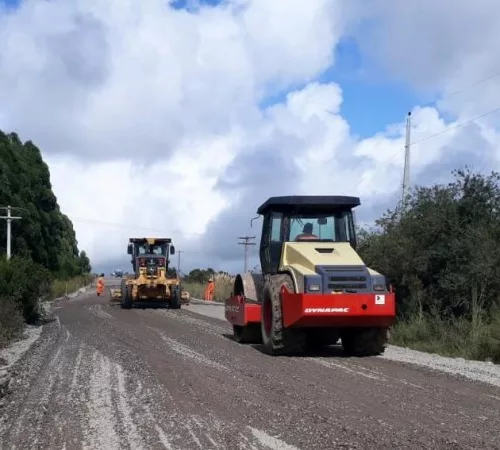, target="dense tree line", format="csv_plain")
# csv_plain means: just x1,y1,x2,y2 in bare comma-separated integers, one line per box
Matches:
0,131,90,277
182,268,231,283
358,168,500,362
0,130,91,346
